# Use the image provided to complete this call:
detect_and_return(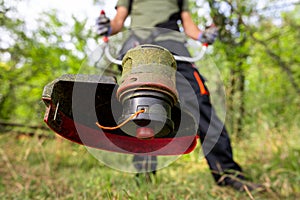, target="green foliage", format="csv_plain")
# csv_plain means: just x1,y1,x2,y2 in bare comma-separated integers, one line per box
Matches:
0,0,298,132
195,1,300,136
0,4,96,125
